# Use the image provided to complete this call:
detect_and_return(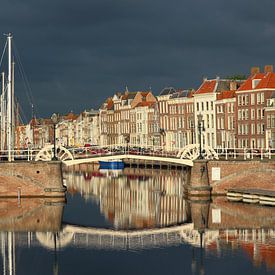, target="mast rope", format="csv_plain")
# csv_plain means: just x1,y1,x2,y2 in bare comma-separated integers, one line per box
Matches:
12,40,39,118
0,40,7,70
